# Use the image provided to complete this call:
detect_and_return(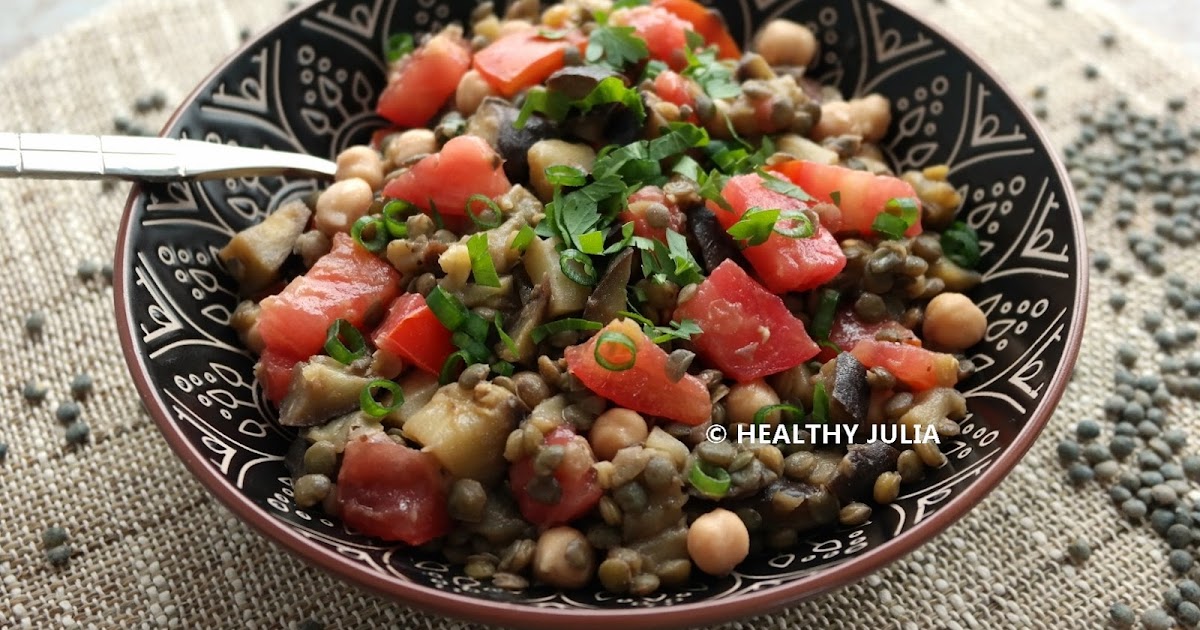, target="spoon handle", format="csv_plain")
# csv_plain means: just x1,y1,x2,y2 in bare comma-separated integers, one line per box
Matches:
0,133,337,182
